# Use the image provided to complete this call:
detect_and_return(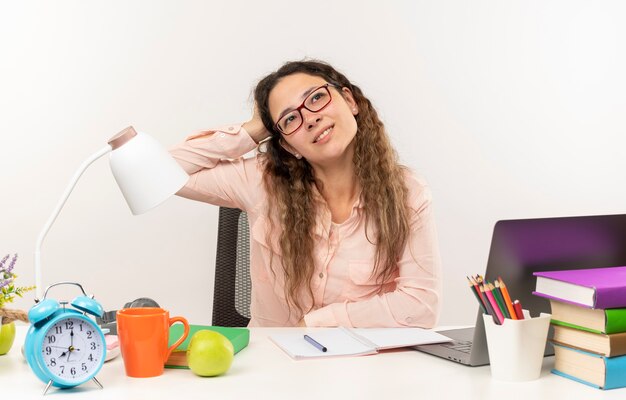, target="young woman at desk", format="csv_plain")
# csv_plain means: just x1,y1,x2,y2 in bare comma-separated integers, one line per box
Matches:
170,60,441,328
